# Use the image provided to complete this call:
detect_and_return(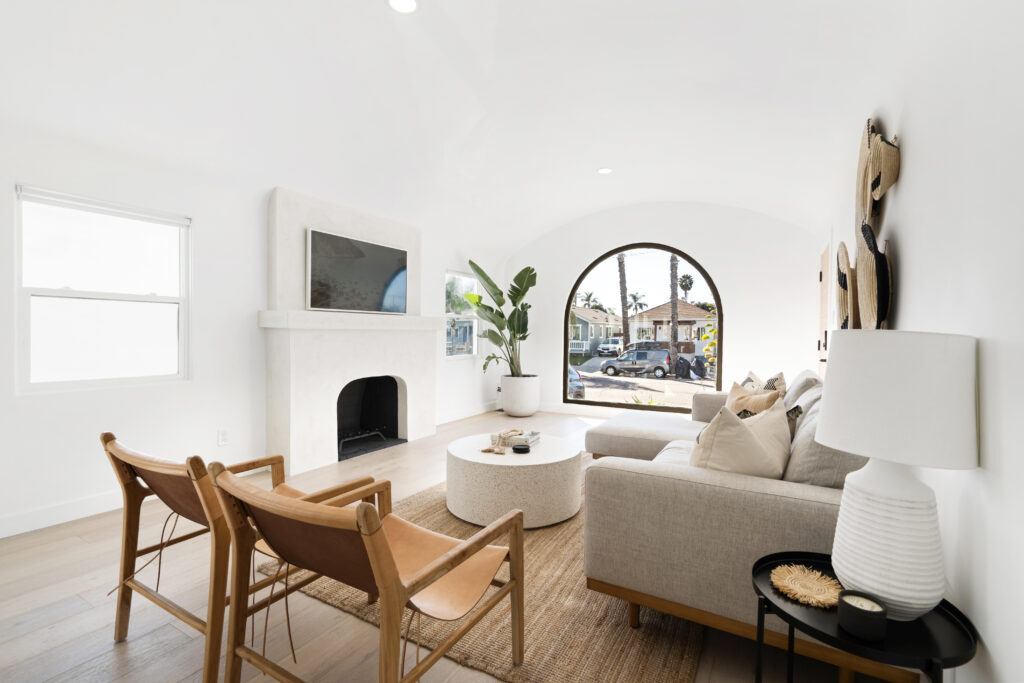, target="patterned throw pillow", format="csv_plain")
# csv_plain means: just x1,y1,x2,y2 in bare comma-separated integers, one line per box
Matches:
741,371,787,396
741,404,803,429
